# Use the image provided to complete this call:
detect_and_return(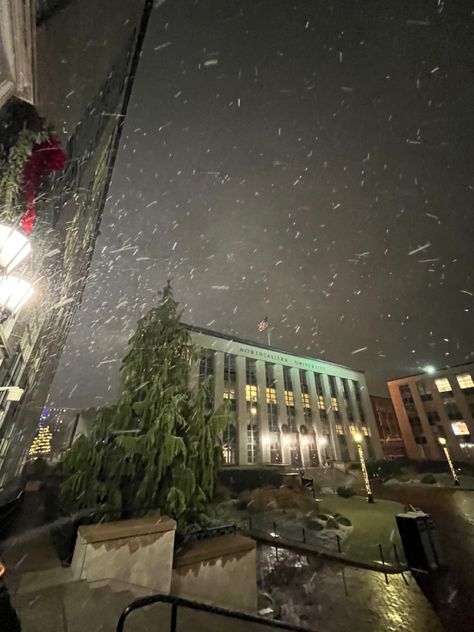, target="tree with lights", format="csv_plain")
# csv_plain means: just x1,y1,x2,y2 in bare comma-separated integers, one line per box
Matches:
59,283,230,522
28,423,53,457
